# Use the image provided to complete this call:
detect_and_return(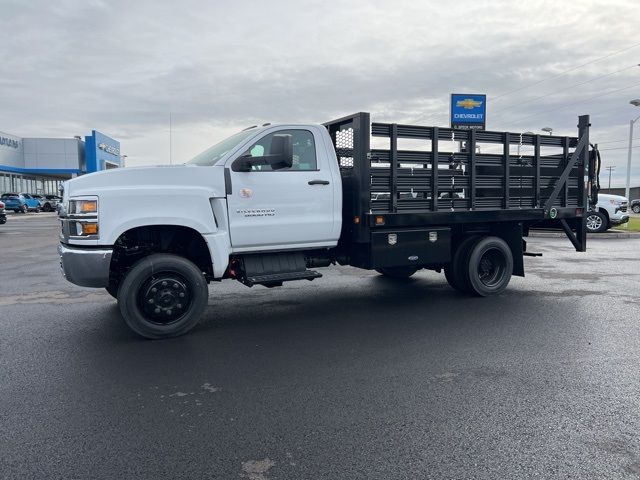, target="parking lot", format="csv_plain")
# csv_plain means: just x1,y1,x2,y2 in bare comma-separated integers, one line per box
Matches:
1,213,640,479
